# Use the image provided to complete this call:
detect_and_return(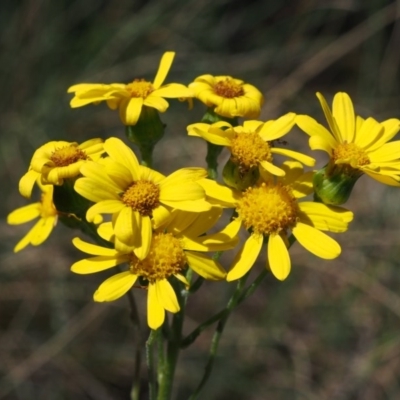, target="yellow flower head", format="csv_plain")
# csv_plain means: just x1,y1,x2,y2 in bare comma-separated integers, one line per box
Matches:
199,161,353,281
7,184,58,252
19,138,104,198
188,114,315,176
71,208,240,329
74,137,213,260
189,74,264,119
296,92,400,186
68,52,193,125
